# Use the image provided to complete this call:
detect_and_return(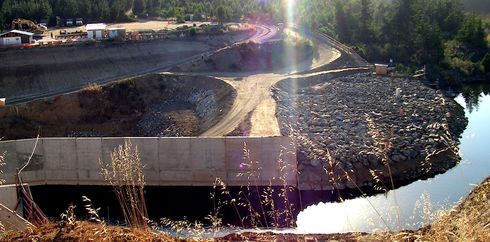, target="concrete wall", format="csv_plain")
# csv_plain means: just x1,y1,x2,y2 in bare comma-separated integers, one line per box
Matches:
0,137,297,187
0,184,19,210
